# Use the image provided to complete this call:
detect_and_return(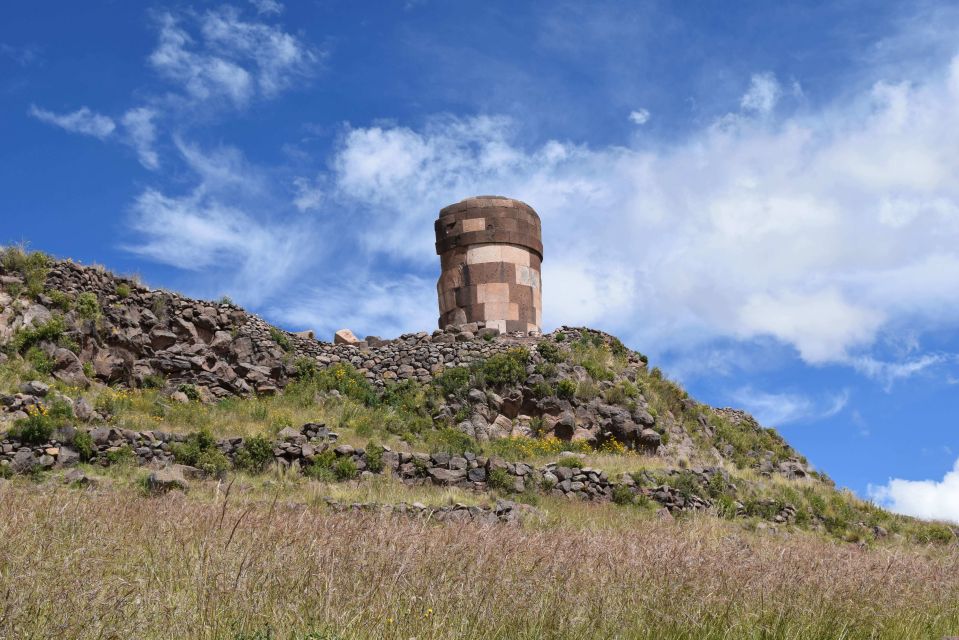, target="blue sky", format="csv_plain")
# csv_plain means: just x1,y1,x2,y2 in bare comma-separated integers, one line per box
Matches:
3,0,959,520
